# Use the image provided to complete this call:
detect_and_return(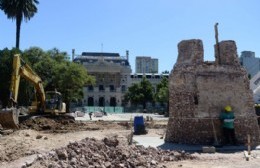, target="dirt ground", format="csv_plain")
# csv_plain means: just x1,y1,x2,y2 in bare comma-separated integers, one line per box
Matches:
0,116,260,168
